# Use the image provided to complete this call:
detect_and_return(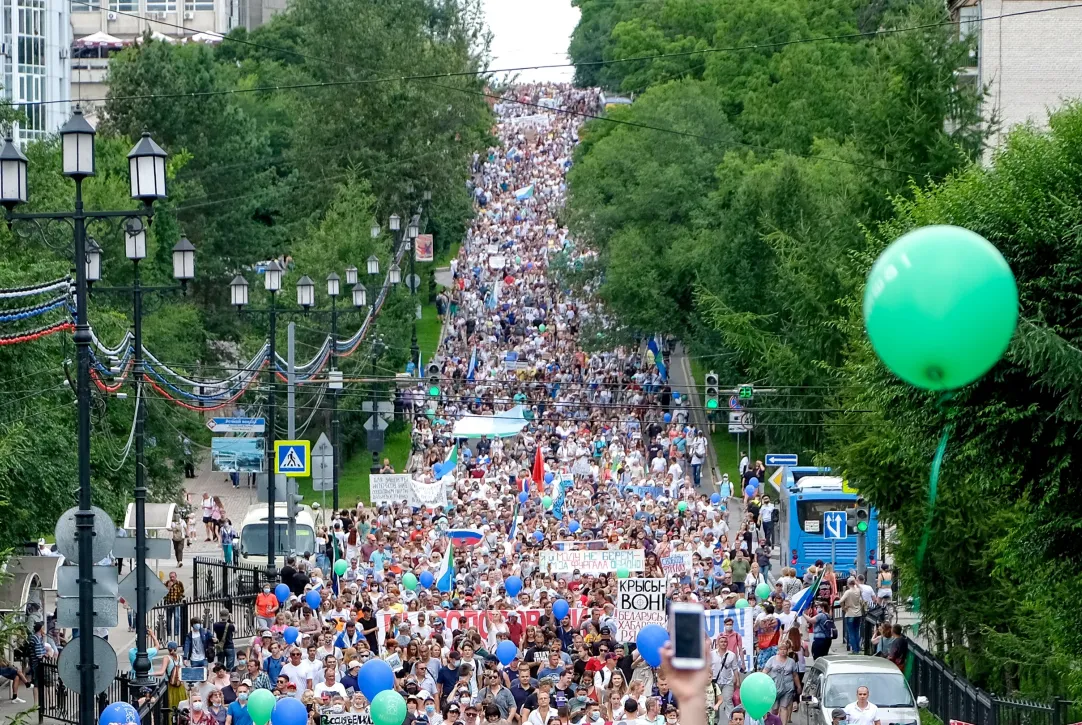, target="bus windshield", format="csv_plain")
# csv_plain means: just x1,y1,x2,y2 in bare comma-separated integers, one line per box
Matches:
241,524,315,557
